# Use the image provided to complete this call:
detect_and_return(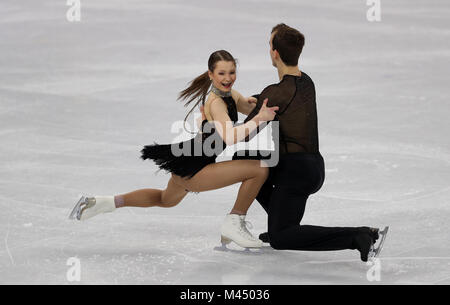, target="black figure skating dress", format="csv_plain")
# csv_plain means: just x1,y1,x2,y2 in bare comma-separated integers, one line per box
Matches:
141,95,238,179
